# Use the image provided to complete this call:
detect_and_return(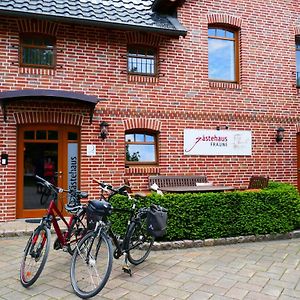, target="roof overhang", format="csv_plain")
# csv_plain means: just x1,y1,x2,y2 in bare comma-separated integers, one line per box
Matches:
0,89,99,123
0,9,187,37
